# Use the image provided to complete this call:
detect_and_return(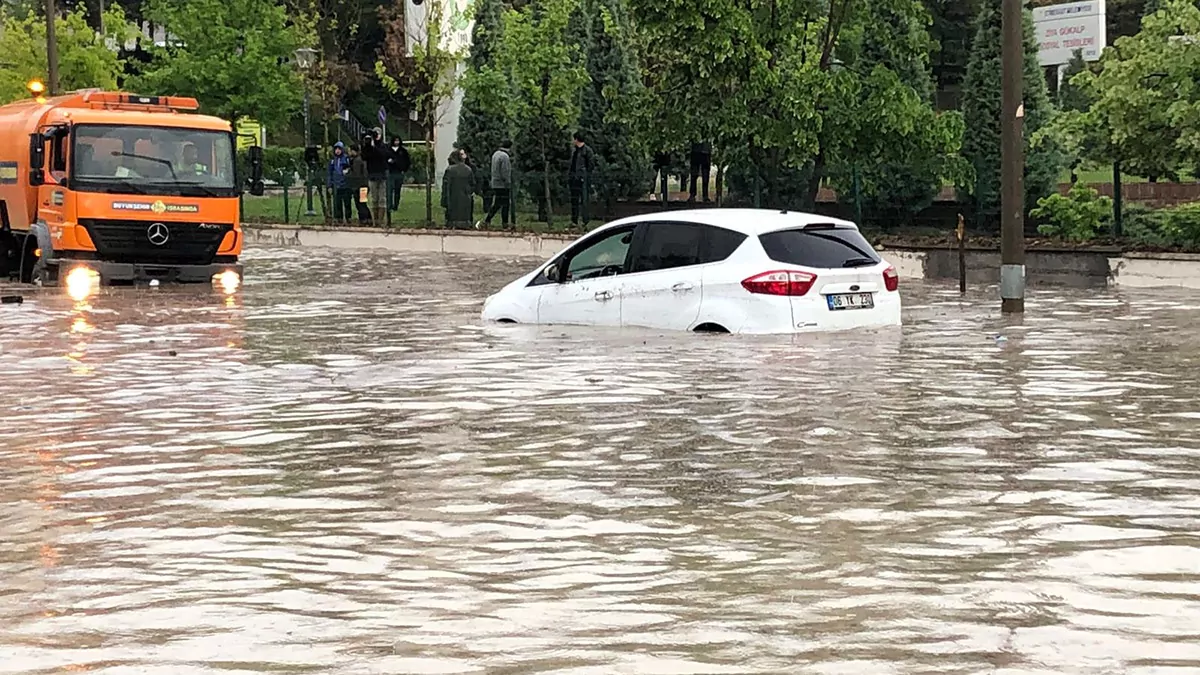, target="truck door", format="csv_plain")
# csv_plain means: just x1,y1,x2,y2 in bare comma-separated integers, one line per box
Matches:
36,127,70,235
